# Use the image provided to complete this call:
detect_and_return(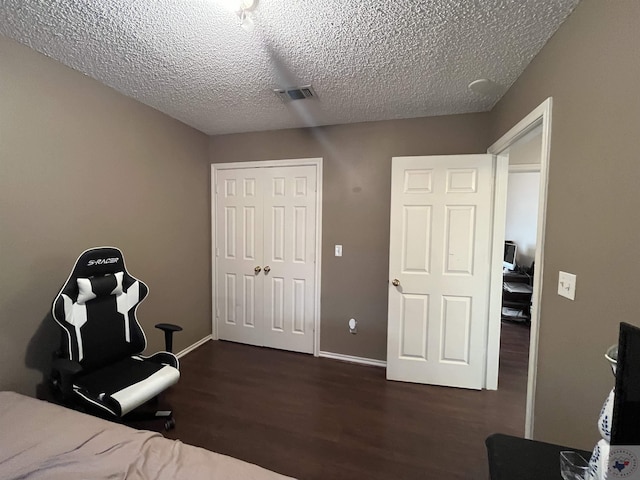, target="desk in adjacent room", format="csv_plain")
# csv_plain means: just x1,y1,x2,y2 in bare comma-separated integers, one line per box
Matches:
502,270,533,322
